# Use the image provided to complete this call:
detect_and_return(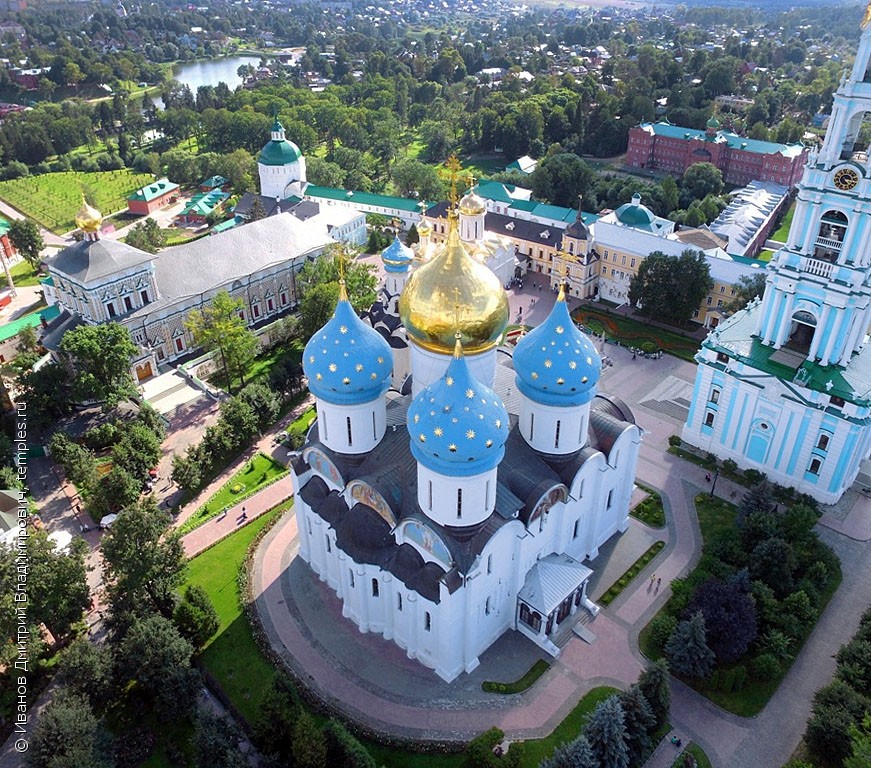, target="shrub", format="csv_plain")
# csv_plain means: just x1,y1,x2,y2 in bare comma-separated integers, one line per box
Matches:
640,340,657,353
649,615,678,651
668,435,682,448
752,653,780,681
744,468,765,485
722,458,738,475
733,665,748,690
